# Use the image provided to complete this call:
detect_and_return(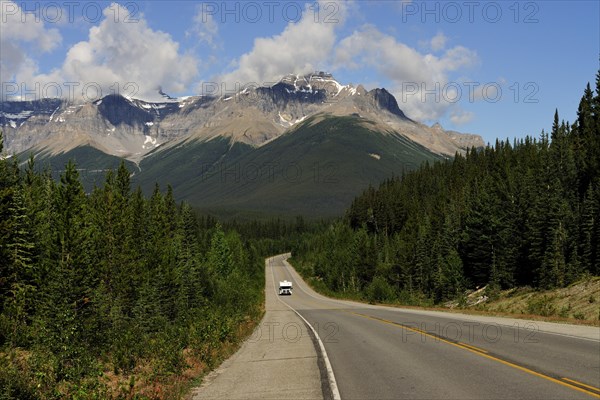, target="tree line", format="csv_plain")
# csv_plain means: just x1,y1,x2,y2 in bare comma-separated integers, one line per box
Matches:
0,149,265,398
291,71,600,304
